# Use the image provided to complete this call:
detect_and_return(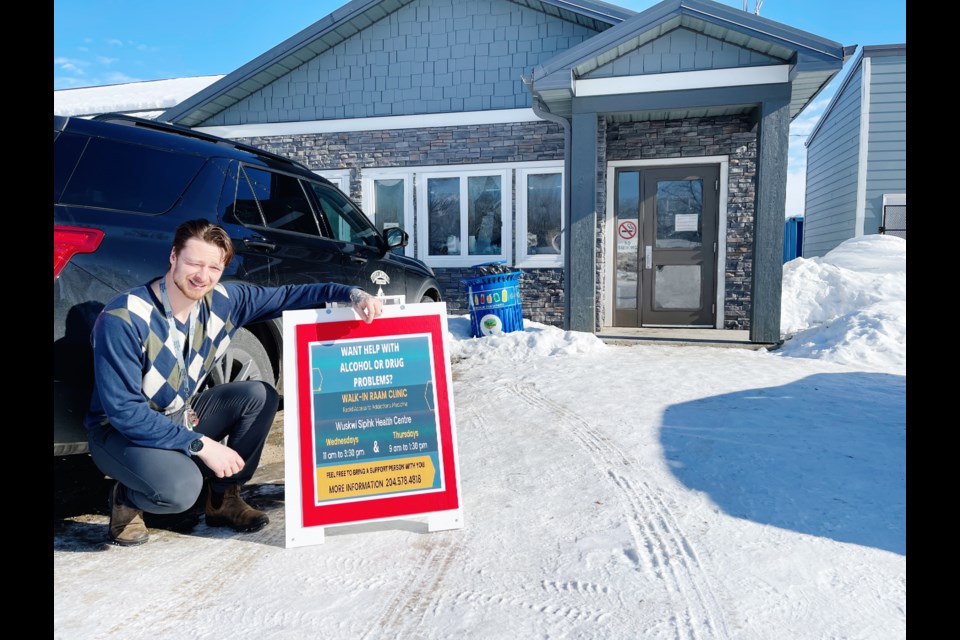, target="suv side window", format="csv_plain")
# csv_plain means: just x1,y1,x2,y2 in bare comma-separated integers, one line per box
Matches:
242,166,320,236
229,165,265,226
54,132,89,203
59,137,205,214
308,182,382,248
